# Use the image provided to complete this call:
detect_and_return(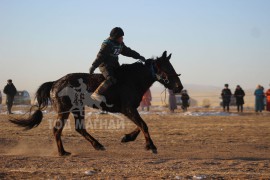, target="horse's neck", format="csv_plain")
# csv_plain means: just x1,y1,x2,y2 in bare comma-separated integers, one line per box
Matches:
132,67,156,96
